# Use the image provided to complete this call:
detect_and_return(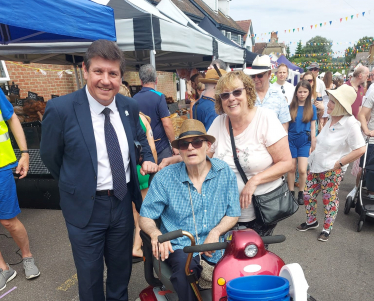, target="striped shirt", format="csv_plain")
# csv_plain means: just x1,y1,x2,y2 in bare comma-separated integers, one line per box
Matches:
140,157,240,263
